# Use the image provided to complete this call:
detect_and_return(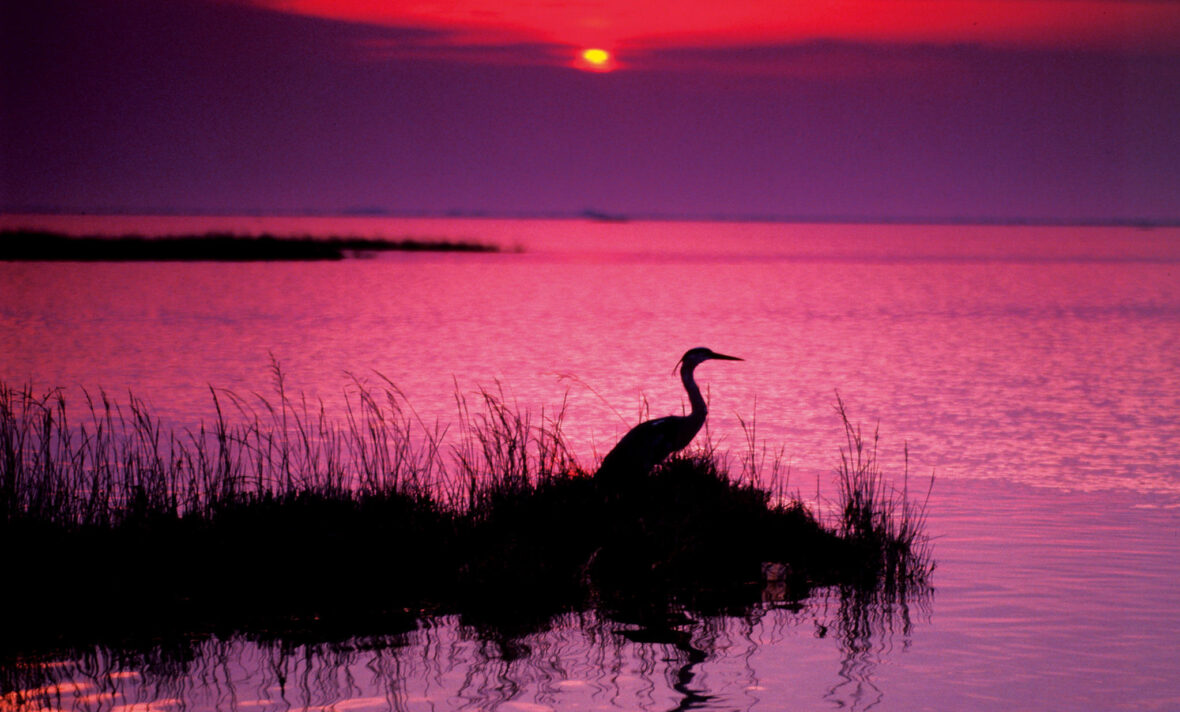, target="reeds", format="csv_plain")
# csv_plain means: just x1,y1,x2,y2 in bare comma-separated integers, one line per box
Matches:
0,230,499,261
833,393,934,587
450,383,581,516
1,363,499,526
0,369,932,654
